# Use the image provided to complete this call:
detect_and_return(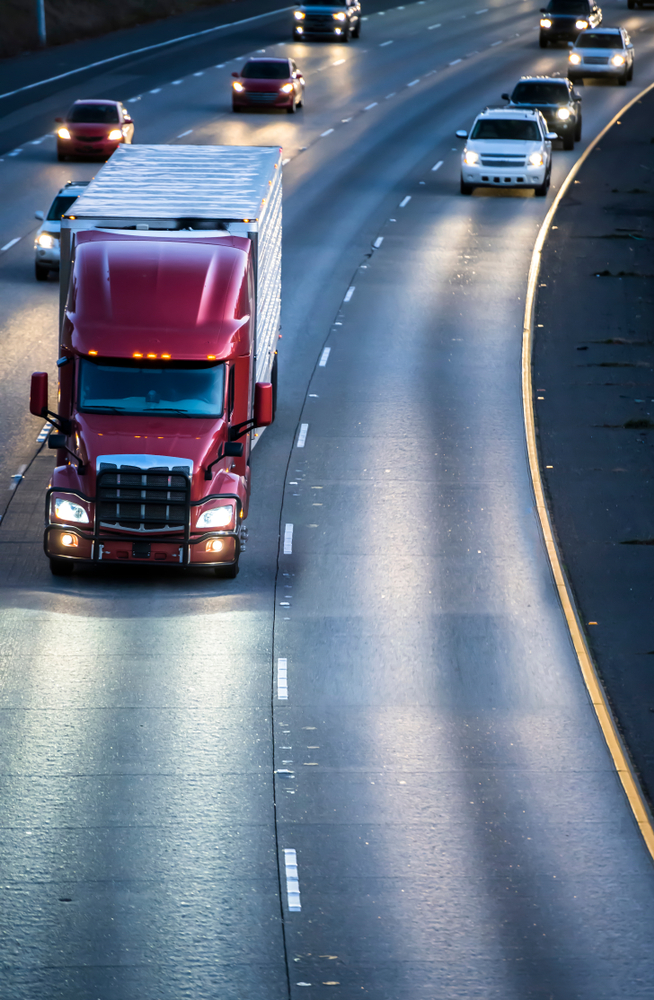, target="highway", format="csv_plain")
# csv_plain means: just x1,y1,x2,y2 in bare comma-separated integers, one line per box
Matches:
1,1,654,997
